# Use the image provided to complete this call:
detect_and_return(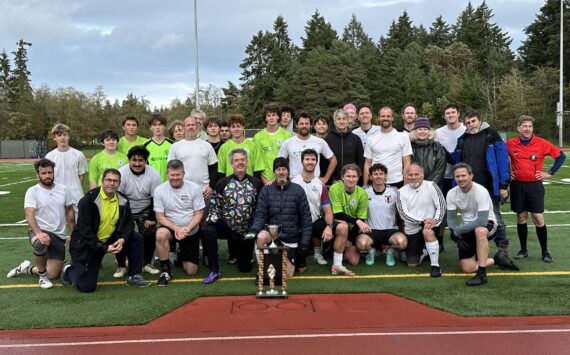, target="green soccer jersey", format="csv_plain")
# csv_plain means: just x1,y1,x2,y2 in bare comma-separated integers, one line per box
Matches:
217,138,263,176
252,127,292,181
88,151,128,186
144,138,173,182
328,181,368,228
117,136,147,155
